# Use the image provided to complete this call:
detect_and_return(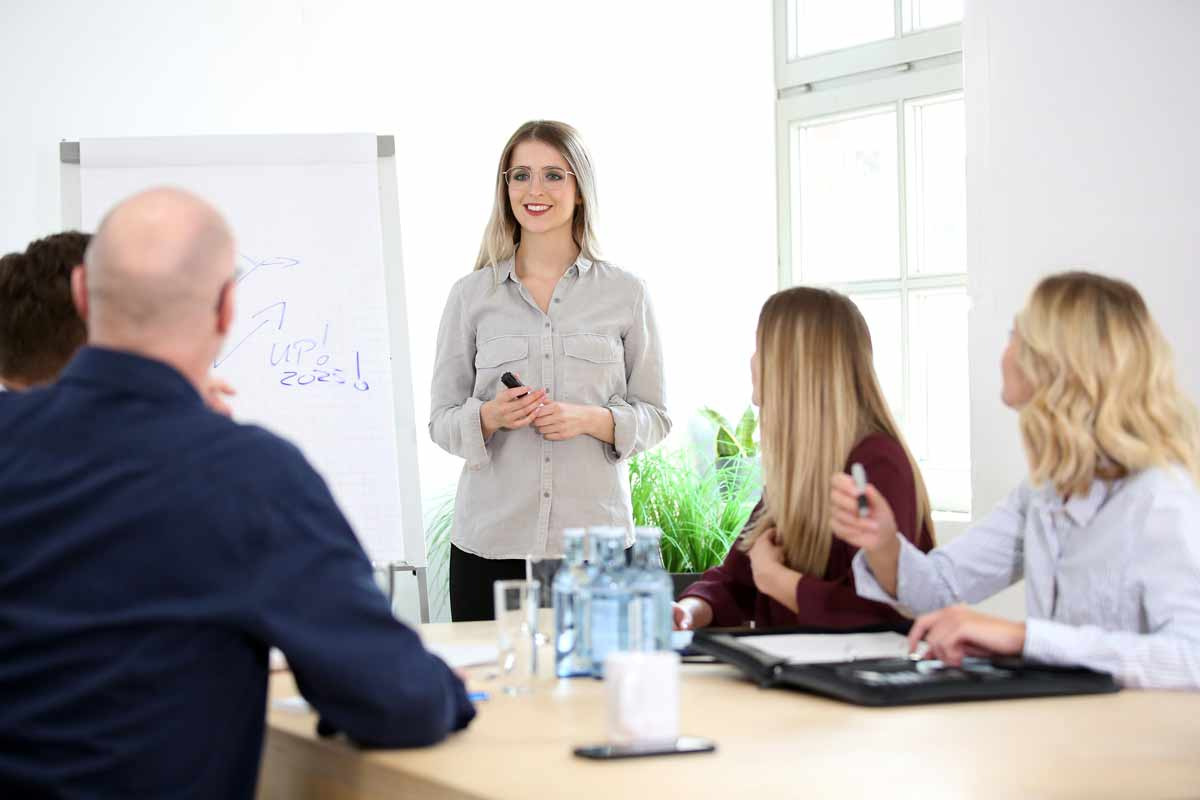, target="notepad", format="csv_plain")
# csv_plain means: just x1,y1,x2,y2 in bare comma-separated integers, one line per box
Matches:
736,632,909,664
273,695,311,713
427,642,500,669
